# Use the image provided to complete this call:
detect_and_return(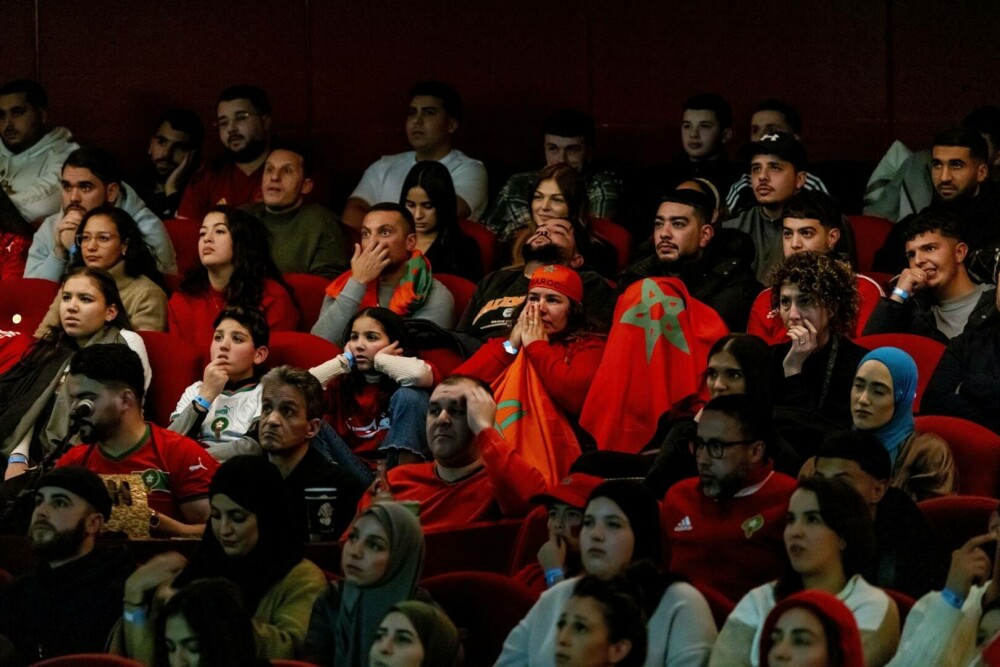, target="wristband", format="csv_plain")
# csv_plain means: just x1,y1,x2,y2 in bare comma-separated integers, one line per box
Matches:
891,287,910,302
503,340,519,355
193,395,212,411
343,350,356,369
941,587,965,609
7,453,28,466
123,603,149,624
544,567,565,587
